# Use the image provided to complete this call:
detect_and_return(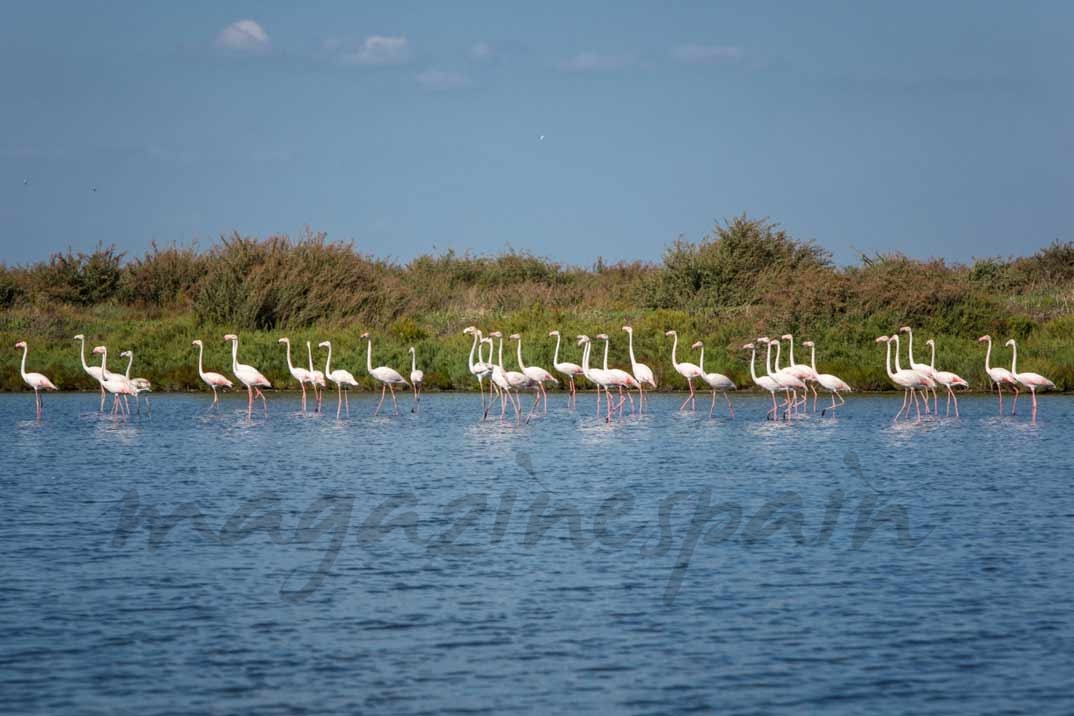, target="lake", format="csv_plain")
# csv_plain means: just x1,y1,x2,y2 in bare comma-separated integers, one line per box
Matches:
2,391,1072,714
